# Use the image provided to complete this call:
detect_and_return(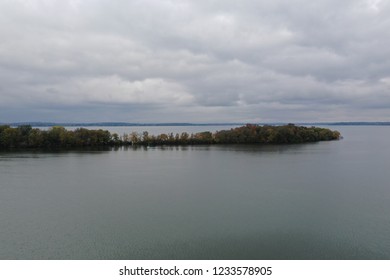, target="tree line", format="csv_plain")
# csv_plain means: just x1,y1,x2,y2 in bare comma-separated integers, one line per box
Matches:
0,124,340,149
